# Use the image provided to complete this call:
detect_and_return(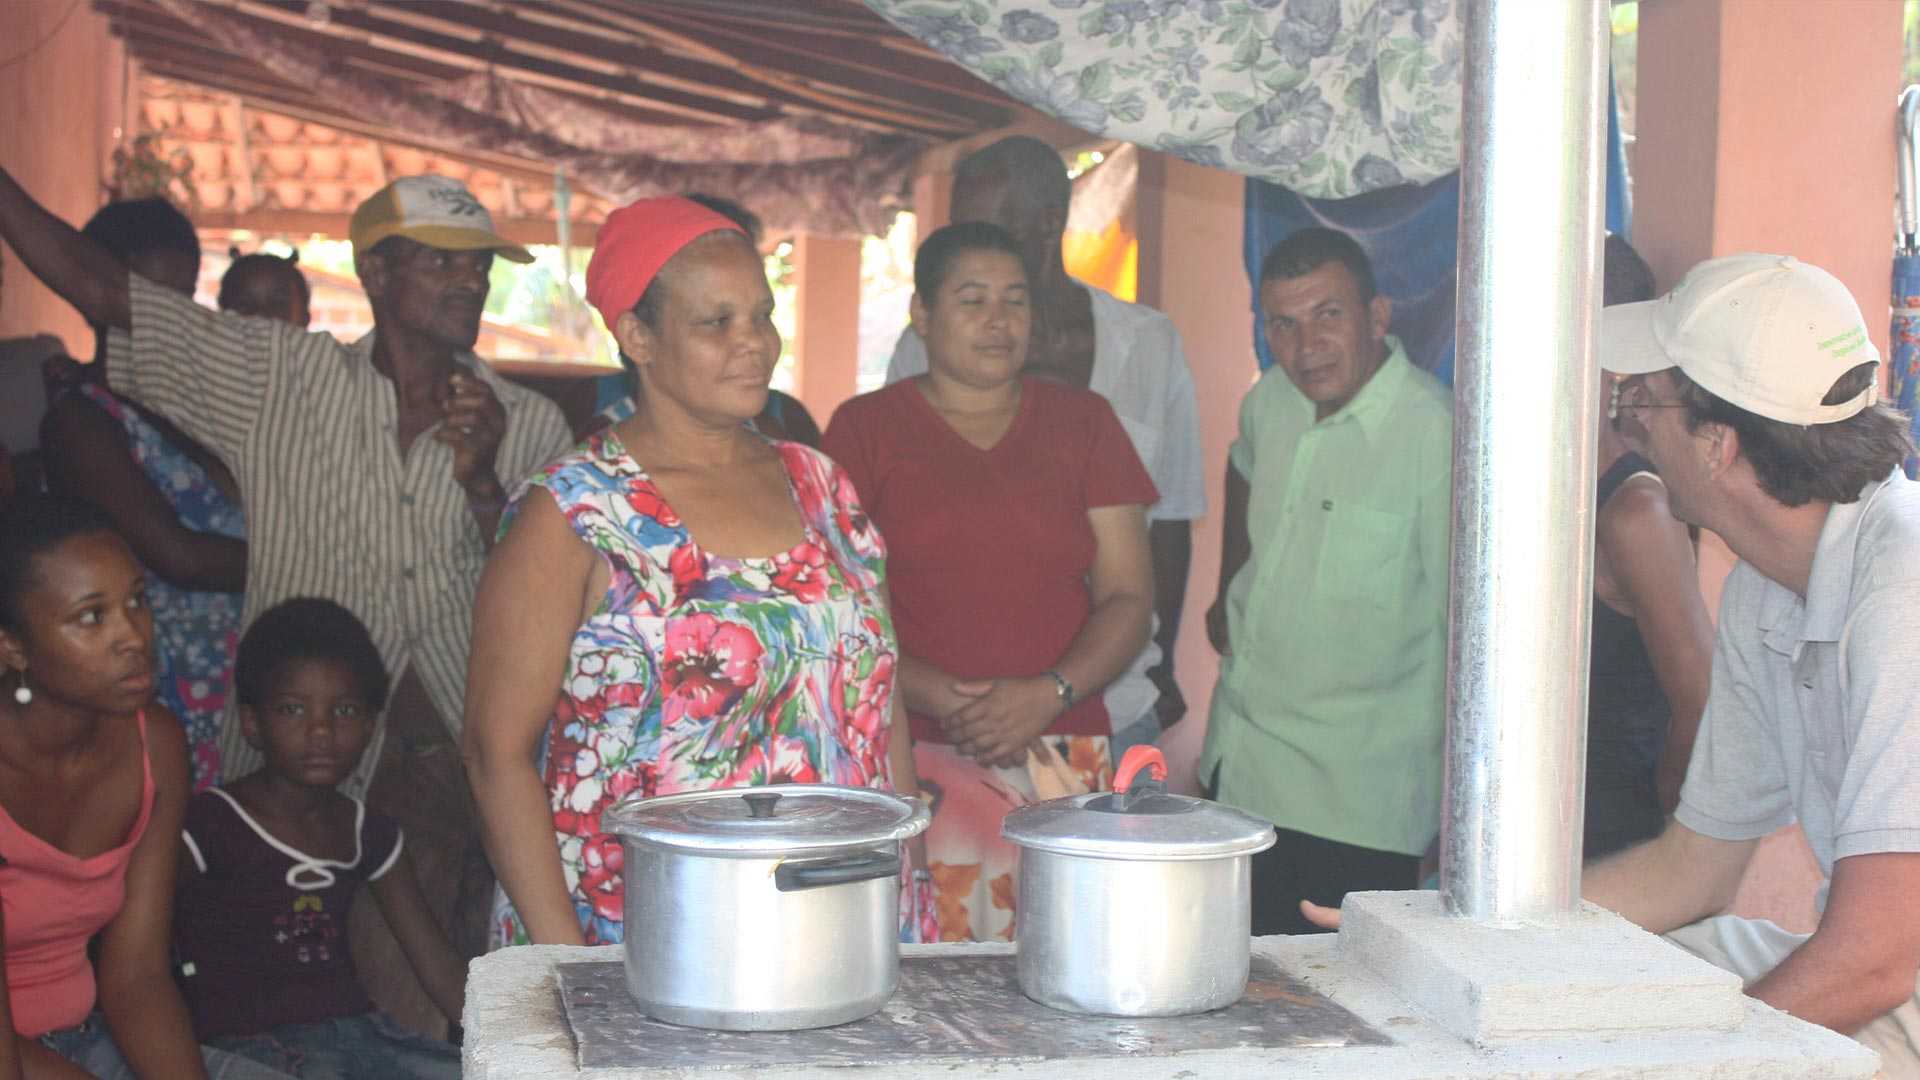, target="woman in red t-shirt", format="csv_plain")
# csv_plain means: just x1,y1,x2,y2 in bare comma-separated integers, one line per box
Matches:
821,222,1156,941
